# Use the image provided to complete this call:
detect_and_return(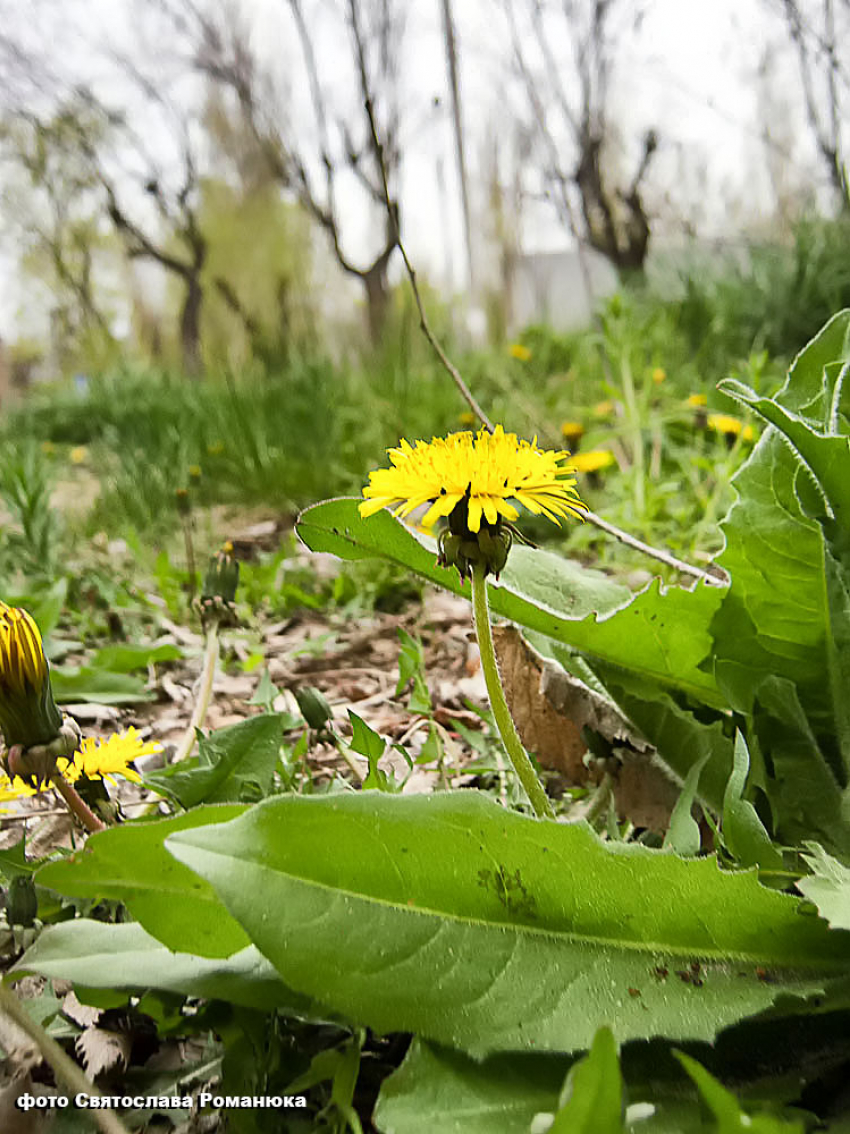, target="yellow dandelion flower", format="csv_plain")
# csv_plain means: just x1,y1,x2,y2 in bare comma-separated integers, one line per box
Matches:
188,464,202,479
69,446,88,465
0,771,38,809
568,449,616,473
56,727,162,786
361,426,586,534
707,414,755,442
592,400,615,418
687,393,708,408
560,421,585,444
508,343,532,362
652,367,666,385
